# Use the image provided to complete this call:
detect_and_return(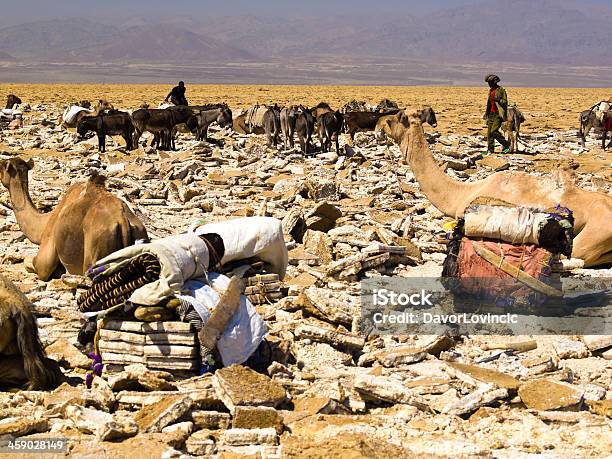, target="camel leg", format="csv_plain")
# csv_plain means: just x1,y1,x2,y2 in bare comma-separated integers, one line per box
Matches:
33,238,60,281
82,231,108,275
